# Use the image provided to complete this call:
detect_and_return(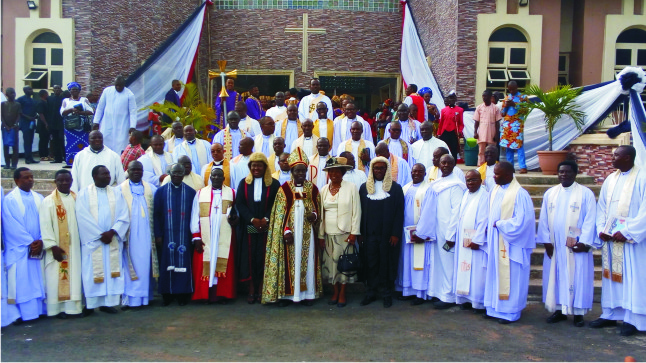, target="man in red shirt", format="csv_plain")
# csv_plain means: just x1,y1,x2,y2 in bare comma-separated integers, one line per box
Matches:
437,92,464,161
